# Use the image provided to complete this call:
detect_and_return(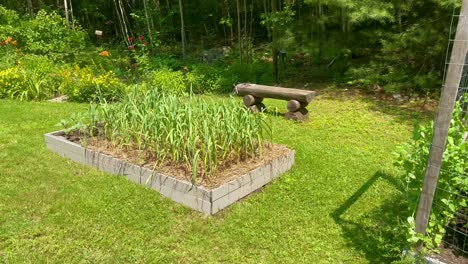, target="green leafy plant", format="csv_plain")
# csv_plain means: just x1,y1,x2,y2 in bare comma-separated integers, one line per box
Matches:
145,68,187,95
17,10,86,55
0,6,20,41
61,89,271,184
128,35,152,73
396,101,468,249
58,65,124,102
0,54,60,101
185,65,224,94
